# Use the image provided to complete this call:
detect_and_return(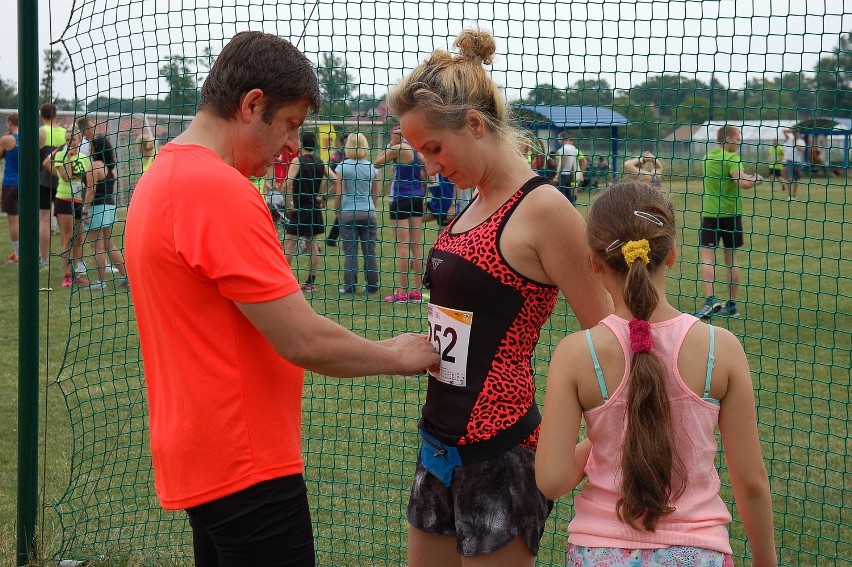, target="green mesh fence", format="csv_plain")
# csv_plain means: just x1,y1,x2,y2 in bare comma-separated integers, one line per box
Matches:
22,0,850,565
